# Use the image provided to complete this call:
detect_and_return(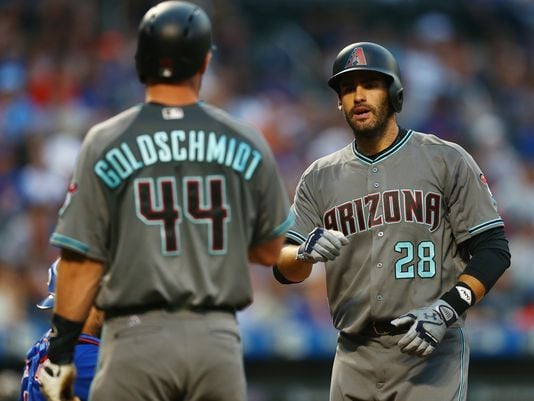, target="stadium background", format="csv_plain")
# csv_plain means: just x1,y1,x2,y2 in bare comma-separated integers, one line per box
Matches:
0,0,532,399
